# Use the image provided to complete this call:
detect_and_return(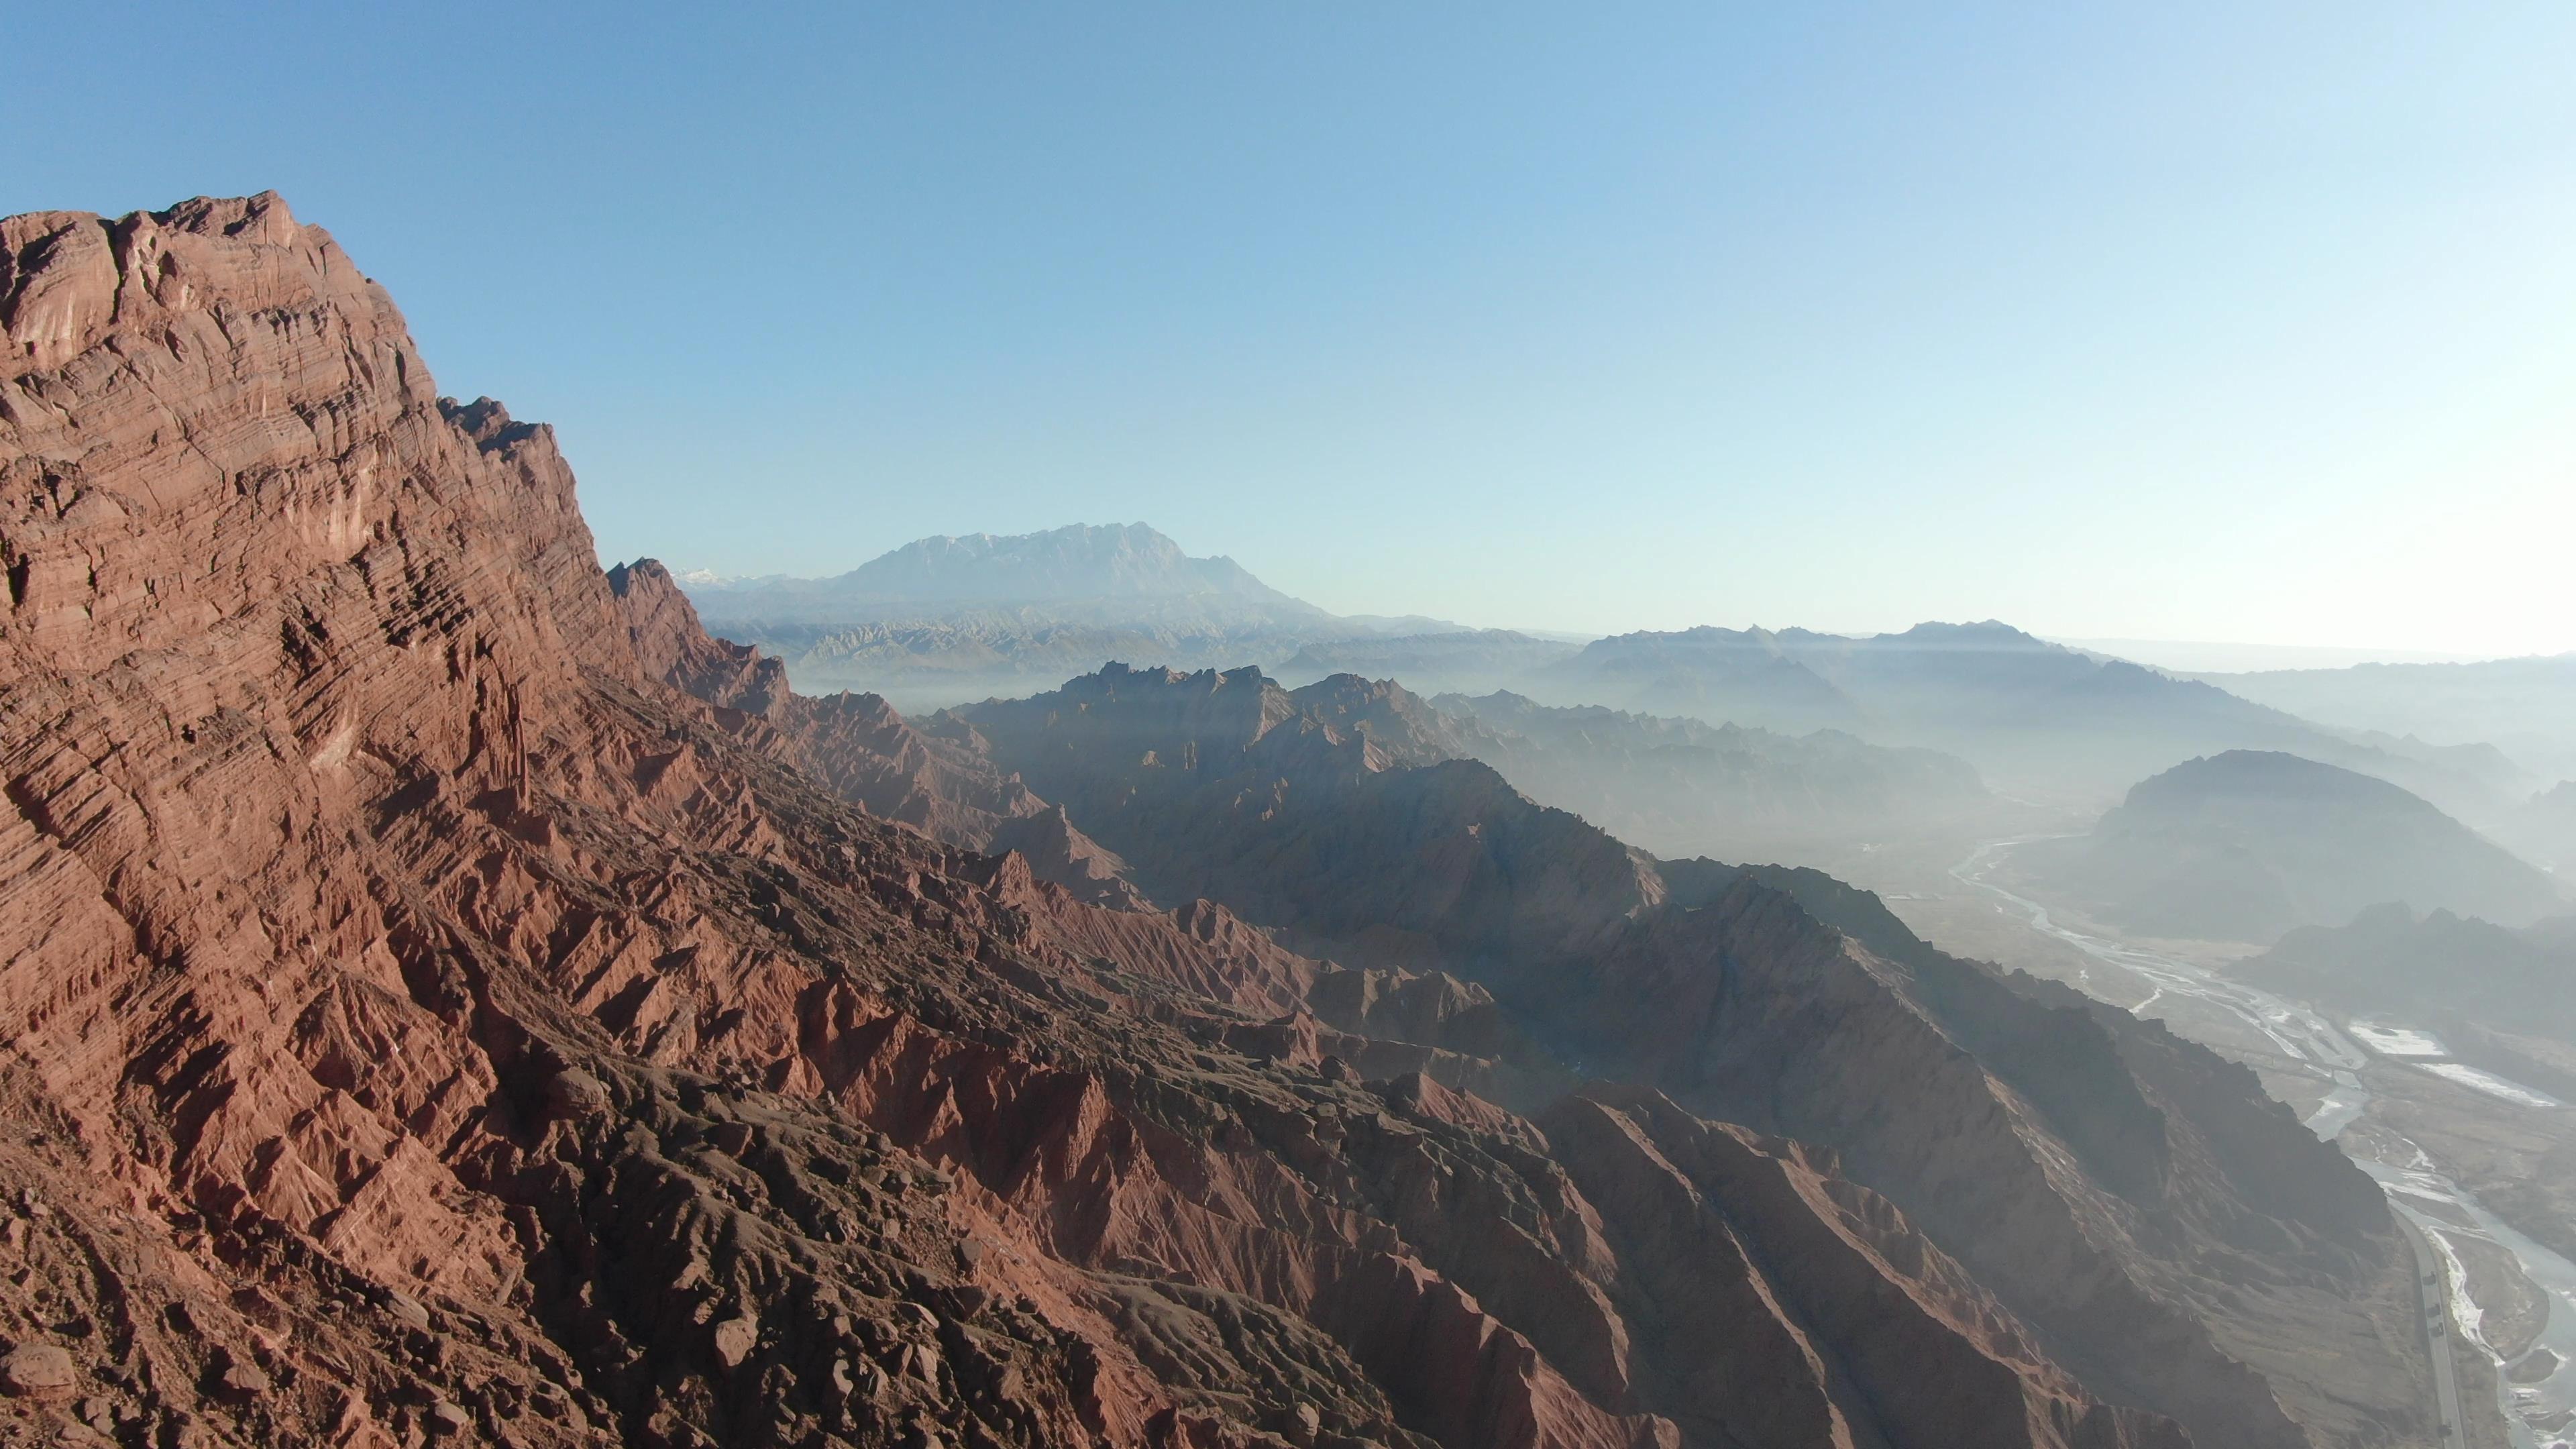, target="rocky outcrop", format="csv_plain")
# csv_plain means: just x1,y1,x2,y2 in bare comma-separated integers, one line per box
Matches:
0,194,2221,1448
